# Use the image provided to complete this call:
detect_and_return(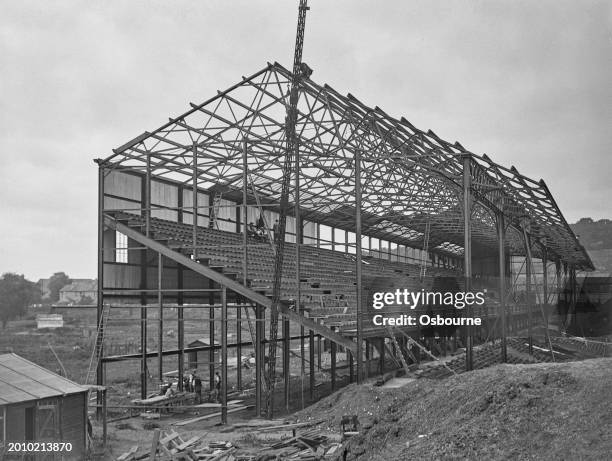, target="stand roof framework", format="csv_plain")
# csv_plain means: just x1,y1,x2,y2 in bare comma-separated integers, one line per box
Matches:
103,62,592,270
